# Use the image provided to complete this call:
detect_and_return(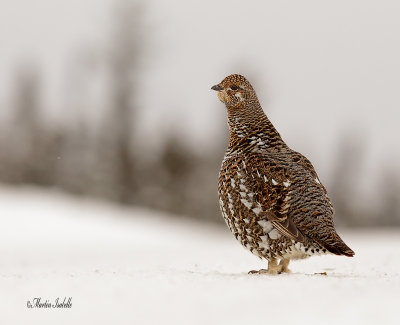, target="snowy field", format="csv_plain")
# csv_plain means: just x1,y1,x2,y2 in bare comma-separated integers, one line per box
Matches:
0,186,399,325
